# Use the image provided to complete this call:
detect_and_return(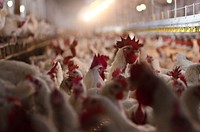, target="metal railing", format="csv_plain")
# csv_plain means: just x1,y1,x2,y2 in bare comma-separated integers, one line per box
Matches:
152,2,200,21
